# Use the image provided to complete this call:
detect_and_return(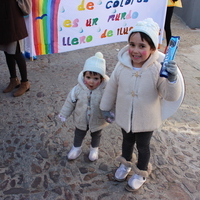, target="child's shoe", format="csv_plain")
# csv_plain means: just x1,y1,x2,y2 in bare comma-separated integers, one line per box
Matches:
114,164,131,181
89,146,98,161
126,174,146,191
67,146,82,160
